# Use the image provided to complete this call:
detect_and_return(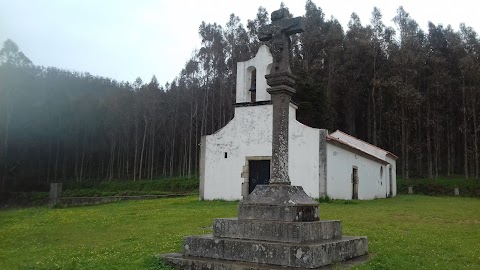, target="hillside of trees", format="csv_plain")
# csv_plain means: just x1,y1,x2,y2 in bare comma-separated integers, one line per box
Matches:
1,1,479,192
